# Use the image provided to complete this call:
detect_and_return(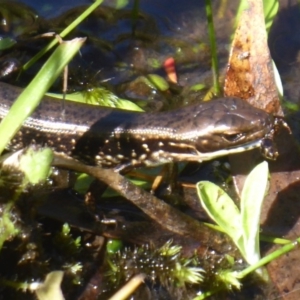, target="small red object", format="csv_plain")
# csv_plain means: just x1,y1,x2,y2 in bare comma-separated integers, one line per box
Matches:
163,57,177,83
